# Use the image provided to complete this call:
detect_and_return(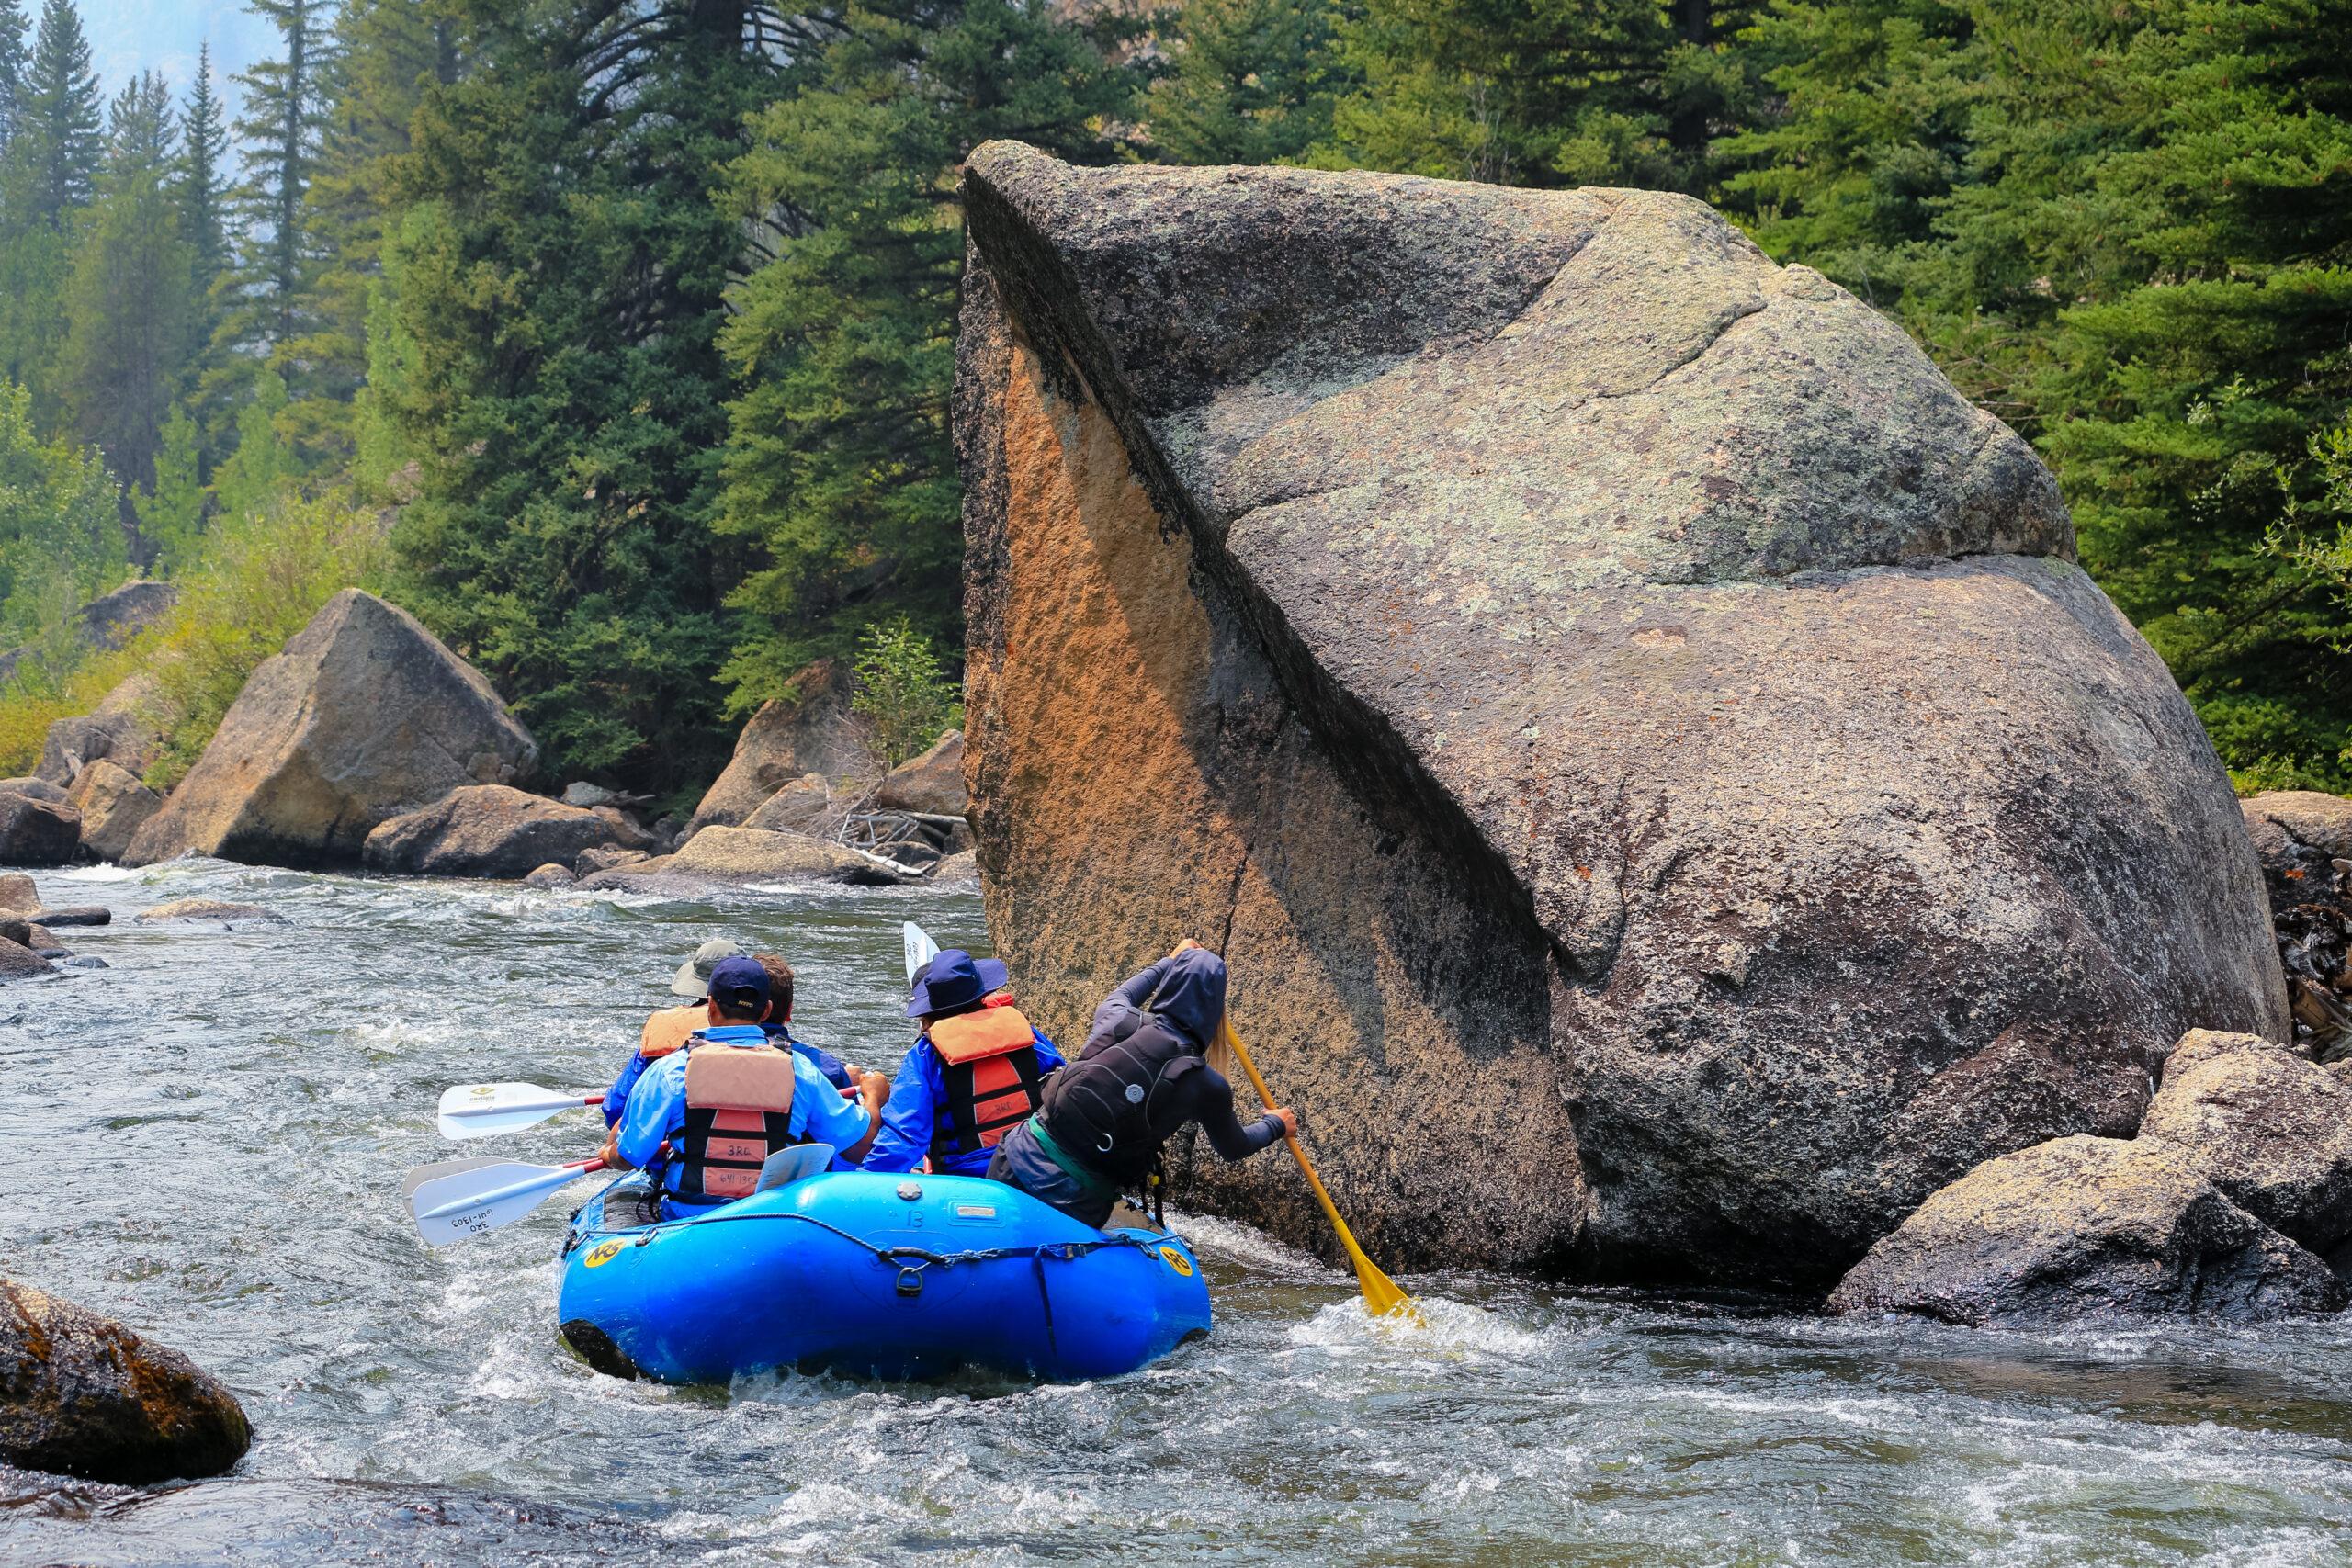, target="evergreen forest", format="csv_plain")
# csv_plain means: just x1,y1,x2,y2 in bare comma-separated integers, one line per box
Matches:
0,0,2345,803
